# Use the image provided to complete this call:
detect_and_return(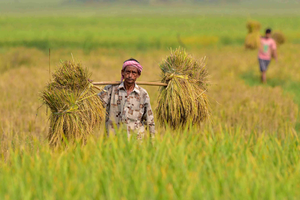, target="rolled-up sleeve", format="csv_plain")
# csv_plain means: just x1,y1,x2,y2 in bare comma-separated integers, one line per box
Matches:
98,85,112,107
